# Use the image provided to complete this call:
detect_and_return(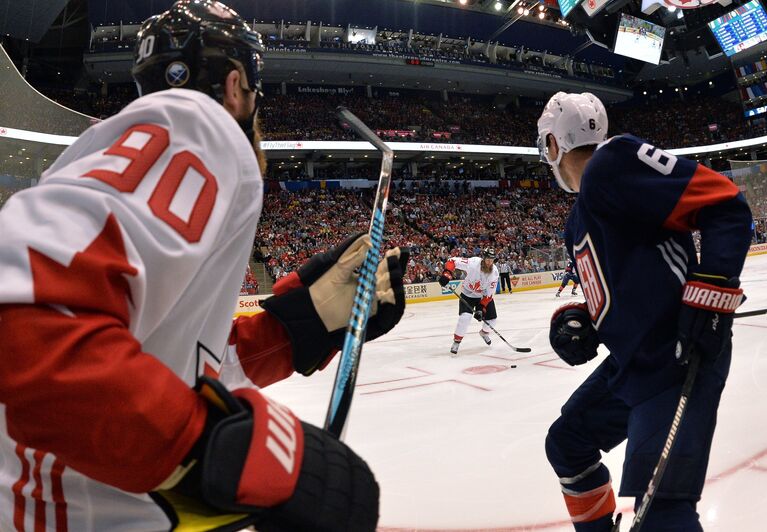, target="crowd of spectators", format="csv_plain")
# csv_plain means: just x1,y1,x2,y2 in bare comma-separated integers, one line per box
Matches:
255,188,436,282
39,81,767,150
253,186,575,285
